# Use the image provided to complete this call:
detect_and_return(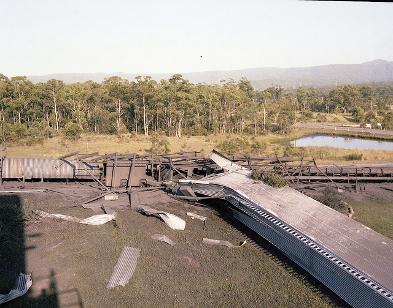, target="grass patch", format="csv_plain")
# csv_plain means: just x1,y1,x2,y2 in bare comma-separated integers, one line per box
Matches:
351,200,393,240
5,130,393,165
